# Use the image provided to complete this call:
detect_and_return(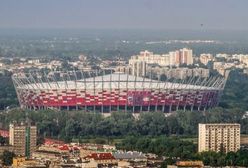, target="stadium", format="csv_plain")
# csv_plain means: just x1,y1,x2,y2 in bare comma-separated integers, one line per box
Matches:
12,70,226,113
